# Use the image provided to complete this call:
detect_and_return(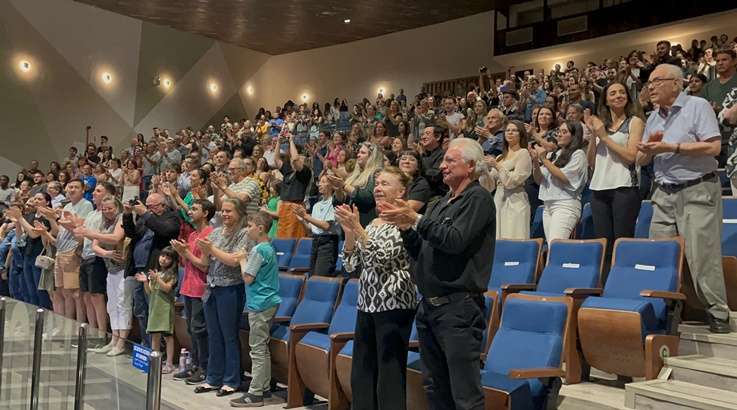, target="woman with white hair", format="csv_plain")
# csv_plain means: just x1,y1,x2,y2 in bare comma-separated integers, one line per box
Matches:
329,142,384,226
